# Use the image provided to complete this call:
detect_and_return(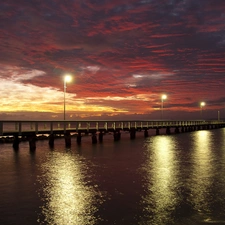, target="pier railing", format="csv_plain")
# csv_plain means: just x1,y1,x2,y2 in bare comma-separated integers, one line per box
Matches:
0,120,224,136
